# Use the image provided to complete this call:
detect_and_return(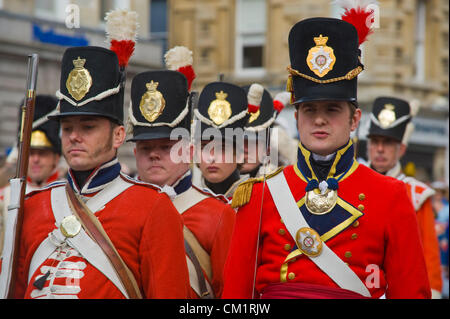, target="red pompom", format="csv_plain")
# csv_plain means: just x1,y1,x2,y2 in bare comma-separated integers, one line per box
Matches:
341,7,374,45
248,104,259,114
178,65,196,91
110,39,135,68
273,100,285,113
